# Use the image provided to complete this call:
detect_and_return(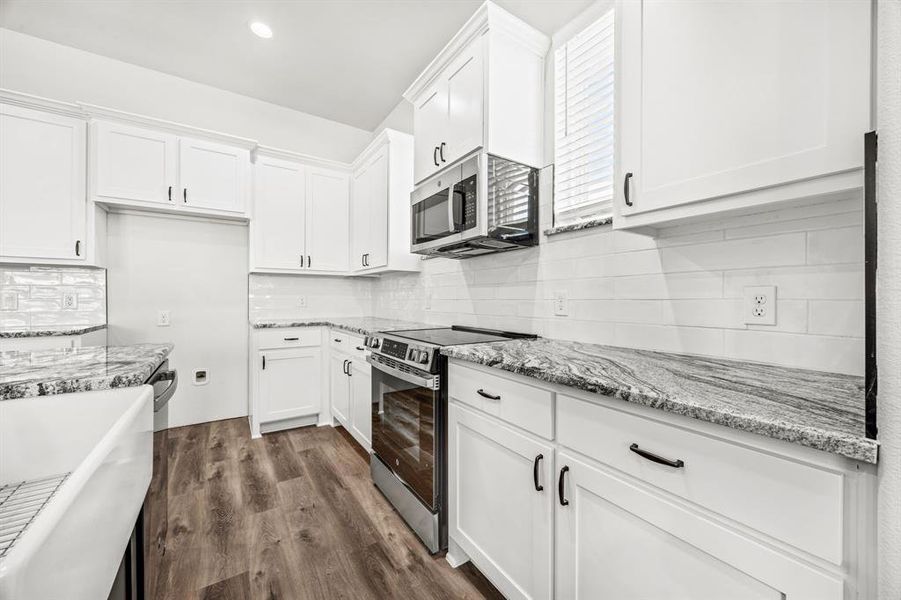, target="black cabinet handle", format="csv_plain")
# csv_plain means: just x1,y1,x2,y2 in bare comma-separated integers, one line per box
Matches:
533,454,544,492
334,338,341,343
629,443,684,468
75,240,81,256
168,185,172,202
347,362,353,376
356,346,365,351
301,255,305,267
477,389,500,400
262,355,266,370
307,255,311,268
558,466,569,506
183,188,188,203
433,146,439,166
342,359,348,375
283,337,299,341
624,172,633,207
439,142,446,163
